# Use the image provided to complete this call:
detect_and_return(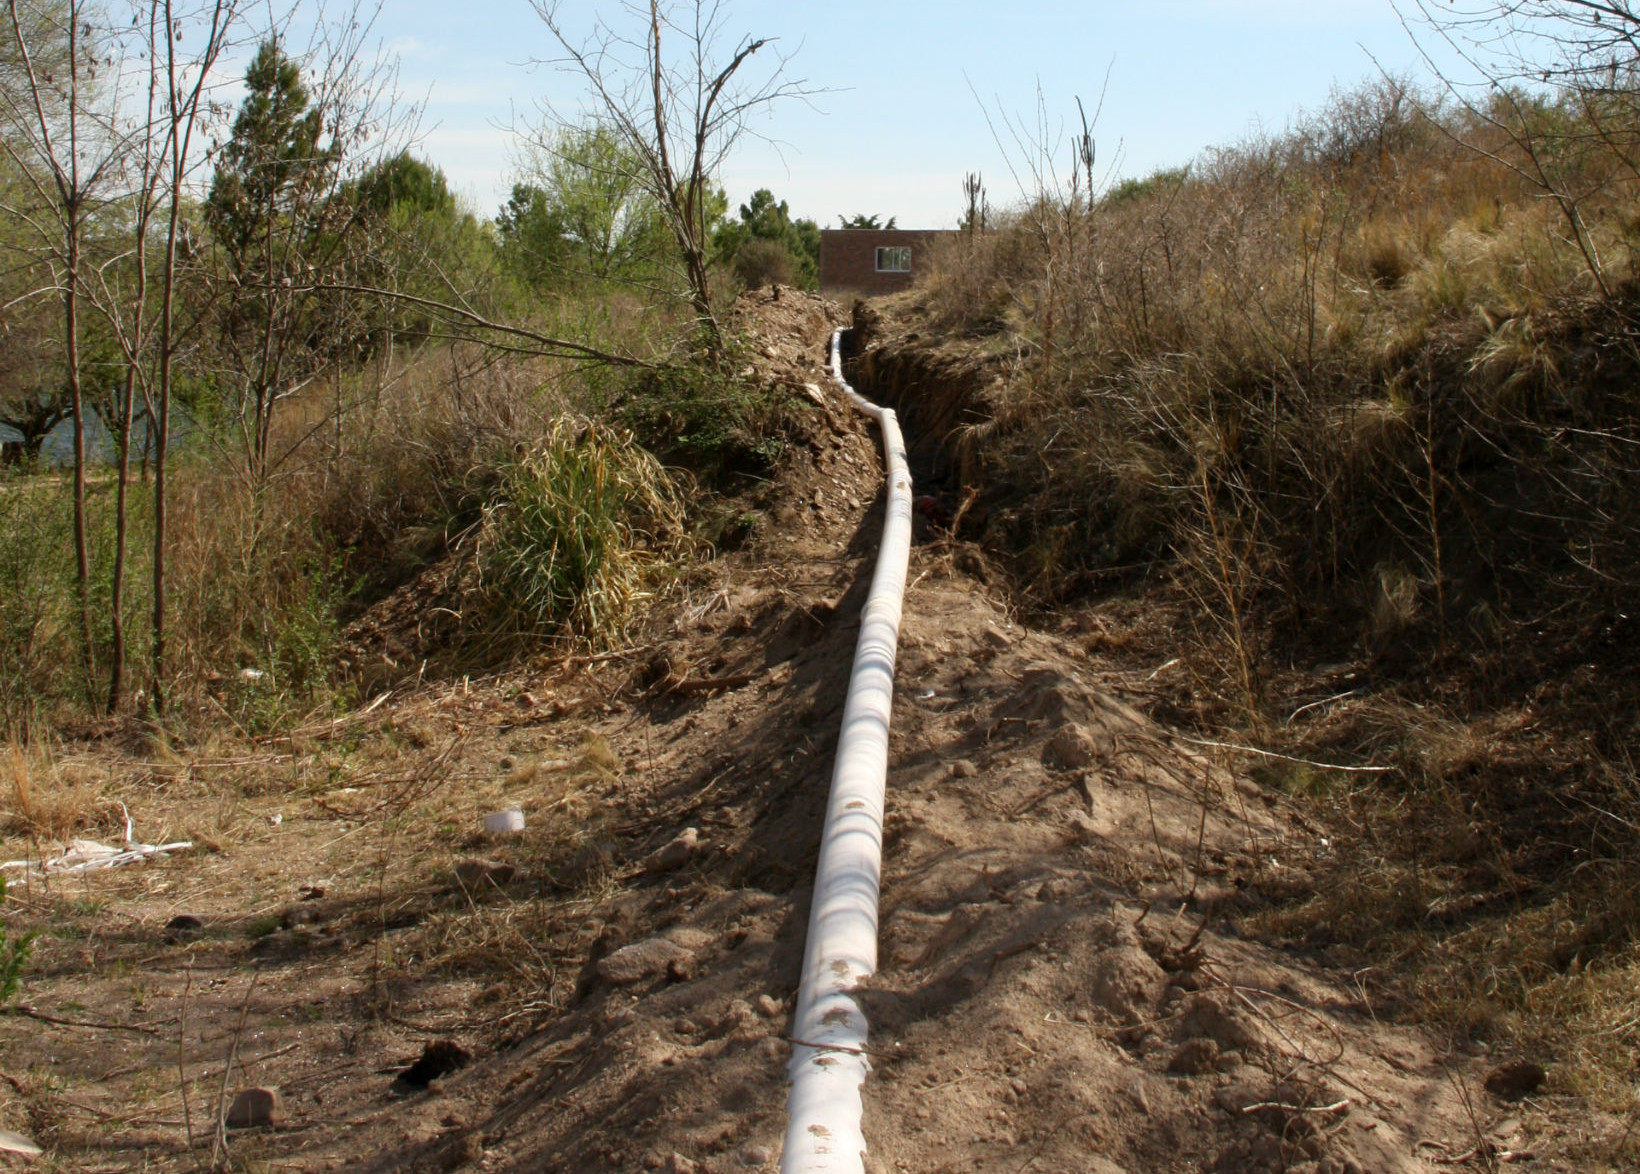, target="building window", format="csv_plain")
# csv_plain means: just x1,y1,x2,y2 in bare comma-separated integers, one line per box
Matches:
875,246,911,273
